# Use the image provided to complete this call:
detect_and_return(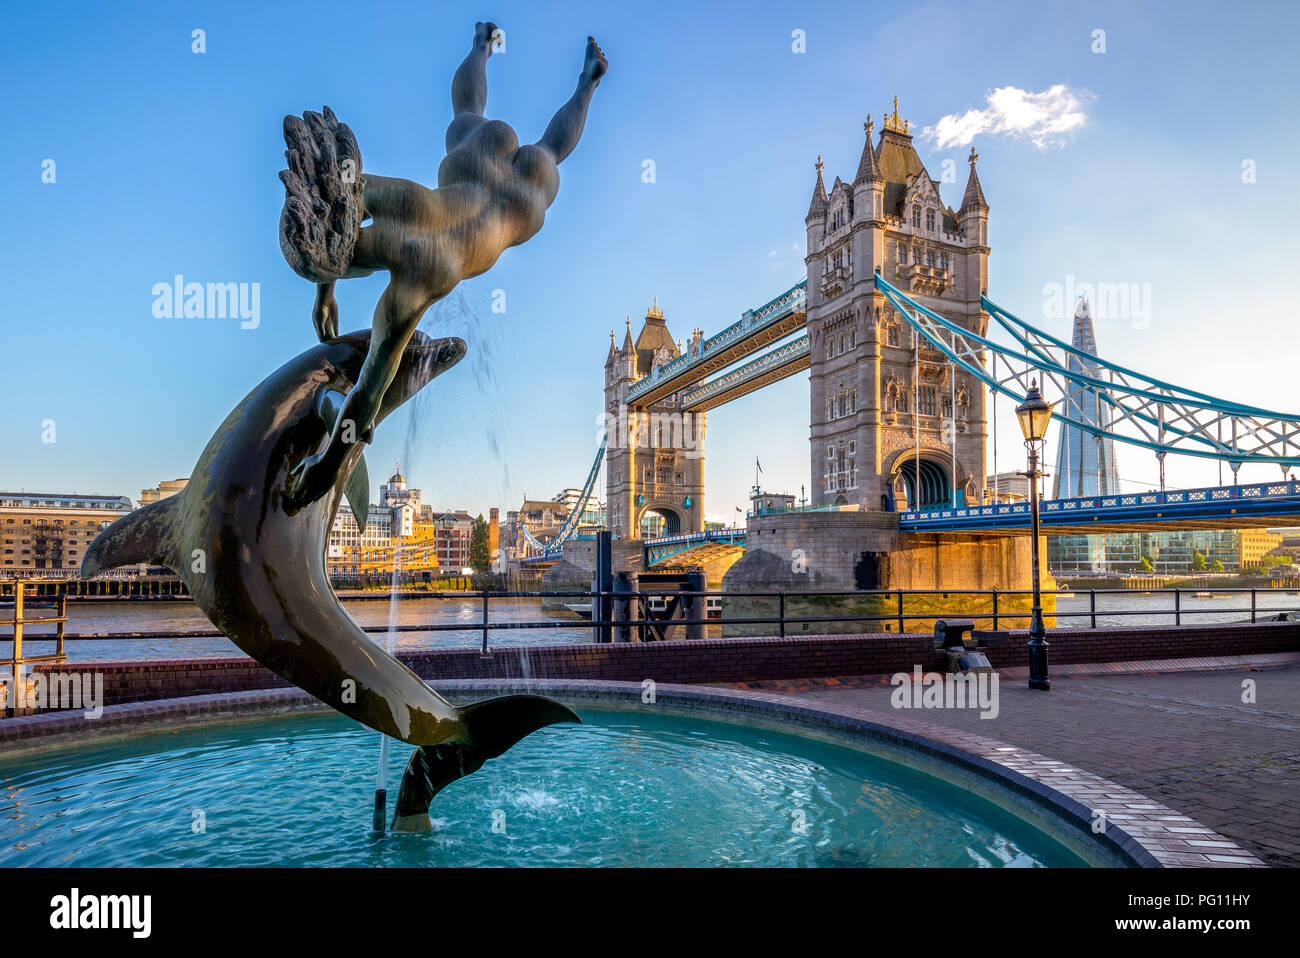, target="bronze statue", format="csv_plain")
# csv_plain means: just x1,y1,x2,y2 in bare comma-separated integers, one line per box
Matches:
82,331,580,827
280,22,608,507
85,22,608,829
